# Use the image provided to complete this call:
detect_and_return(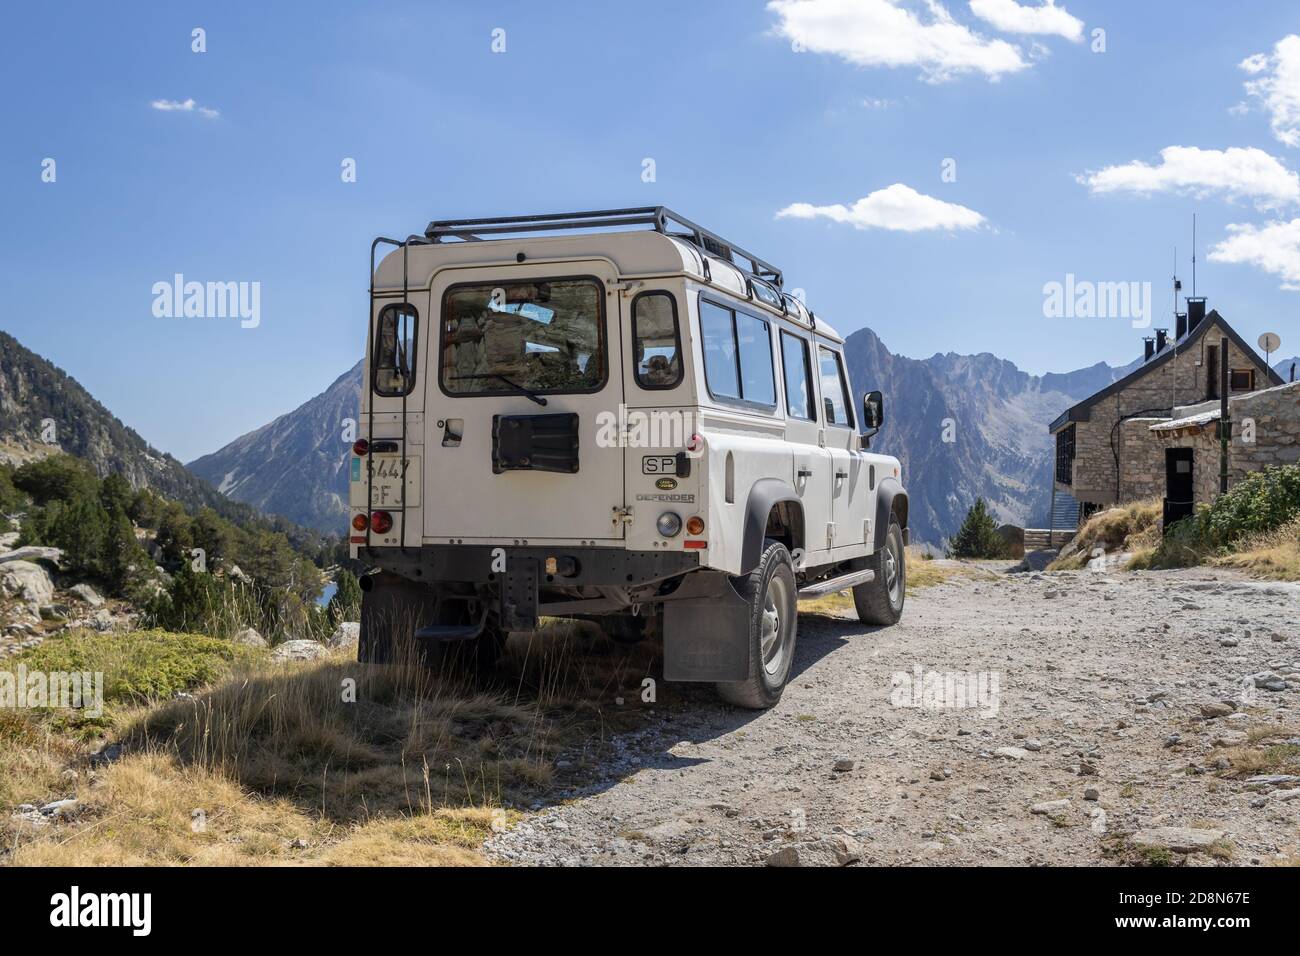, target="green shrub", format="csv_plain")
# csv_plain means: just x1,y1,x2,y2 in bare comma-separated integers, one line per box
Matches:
14,628,264,717
329,569,362,623
947,498,1007,559
1198,465,1300,547
1151,465,1300,568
